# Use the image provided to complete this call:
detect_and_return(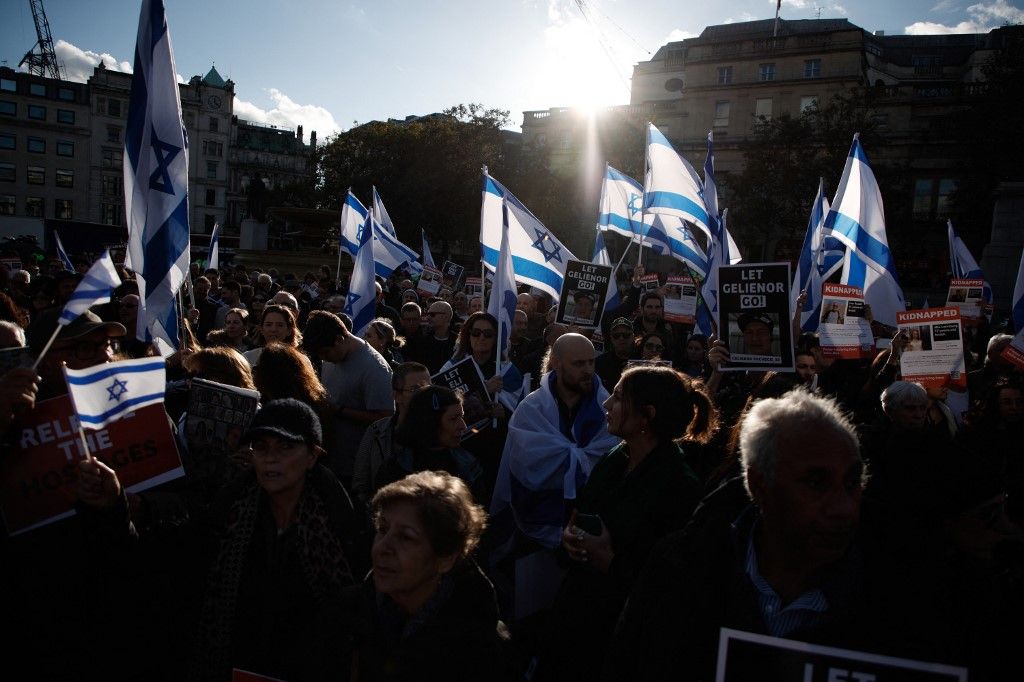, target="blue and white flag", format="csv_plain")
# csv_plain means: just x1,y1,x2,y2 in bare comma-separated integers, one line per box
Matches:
64,357,166,430
643,123,713,242
372,186,397,237
599,165,670,255
662,216,709,277
481,171,576,300
421,229,436,268
345,213,377,336
825,135,905,328
792,178,831,332
206,223,220,271
55,231,75,273
591,225,621,310
372,218,422,278
339,190,367,258
1012,246,1024,333
703,131,720,231
488,198,519,360
124,0,190,354
947,220,992,303
59,251,121,326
